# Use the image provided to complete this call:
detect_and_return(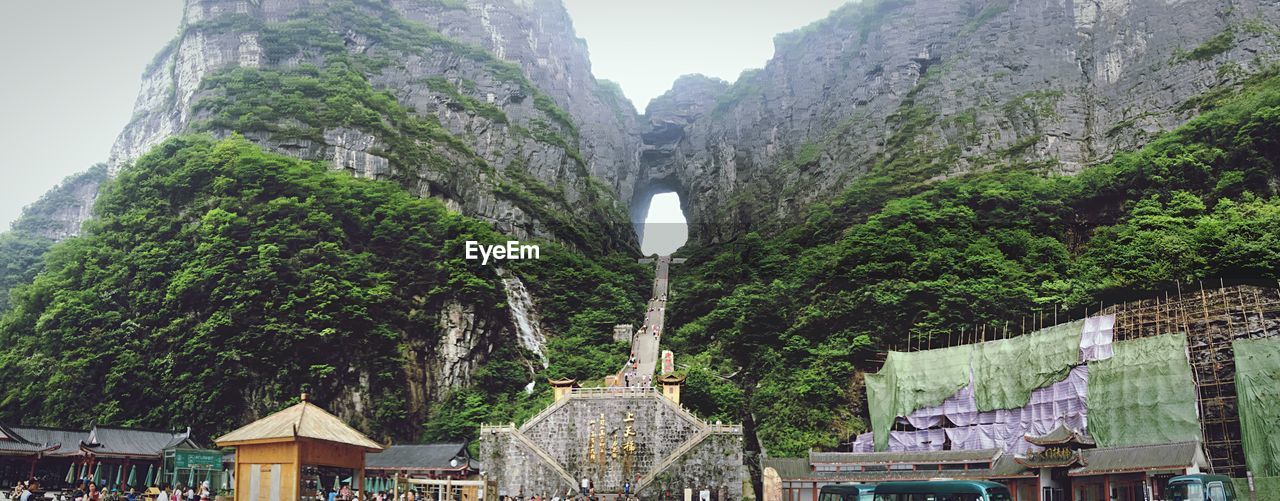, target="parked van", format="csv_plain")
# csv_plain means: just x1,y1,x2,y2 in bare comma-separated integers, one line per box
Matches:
1168,474,1239,501
872,480,1011,501
818,484,876,501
